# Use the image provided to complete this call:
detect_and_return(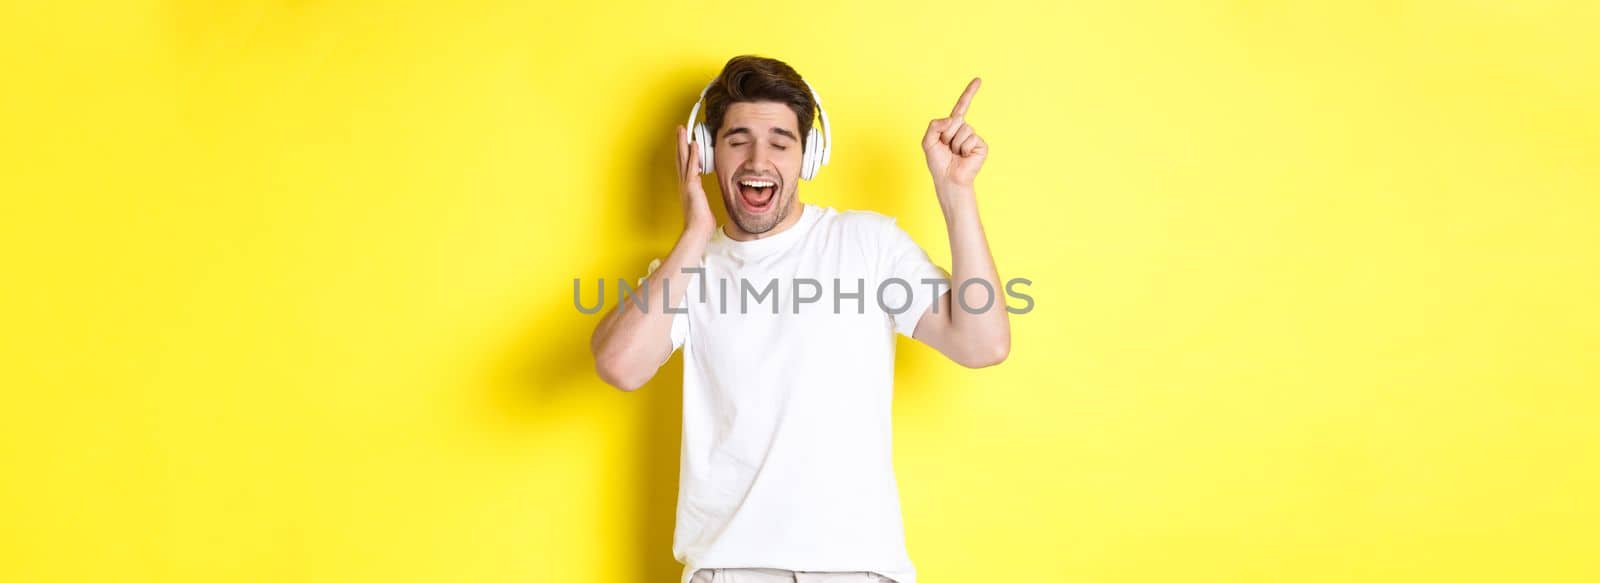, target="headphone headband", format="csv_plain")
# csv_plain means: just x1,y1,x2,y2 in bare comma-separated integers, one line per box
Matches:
803,80,832,165
685,82,712,143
